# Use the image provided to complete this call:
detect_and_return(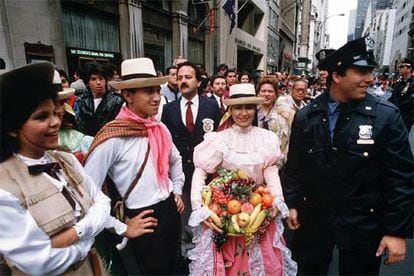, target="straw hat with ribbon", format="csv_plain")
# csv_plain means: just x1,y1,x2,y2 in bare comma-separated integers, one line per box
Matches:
223,83,264,106
109,58,169,90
